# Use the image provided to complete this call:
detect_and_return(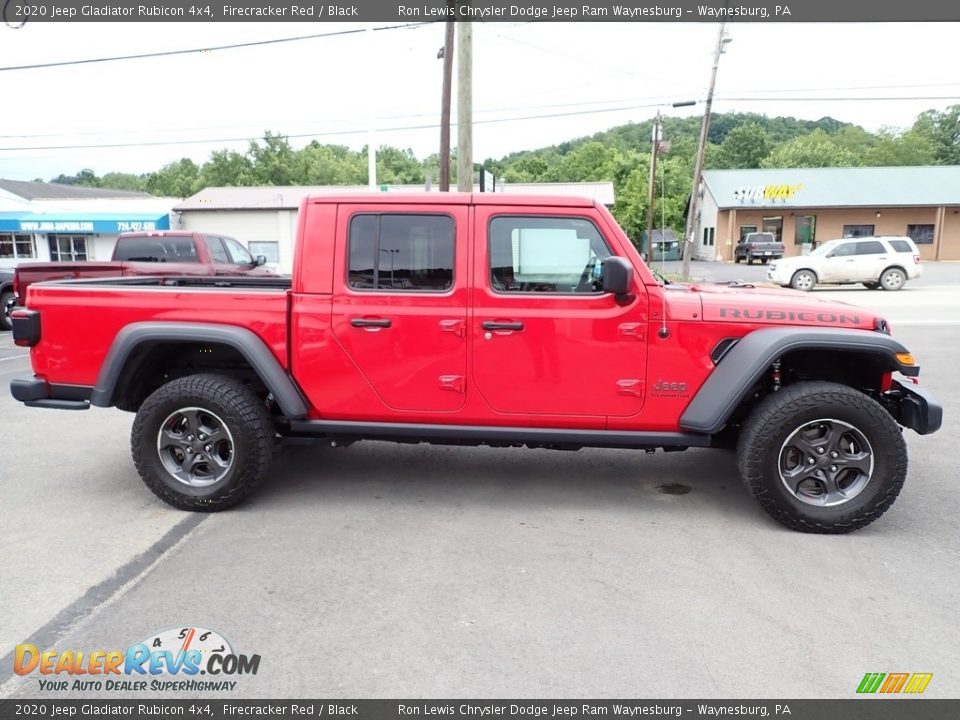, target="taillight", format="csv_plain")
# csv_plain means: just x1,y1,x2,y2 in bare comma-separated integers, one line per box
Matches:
13,271,20,298
11,308,40,347
913,254,921,264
